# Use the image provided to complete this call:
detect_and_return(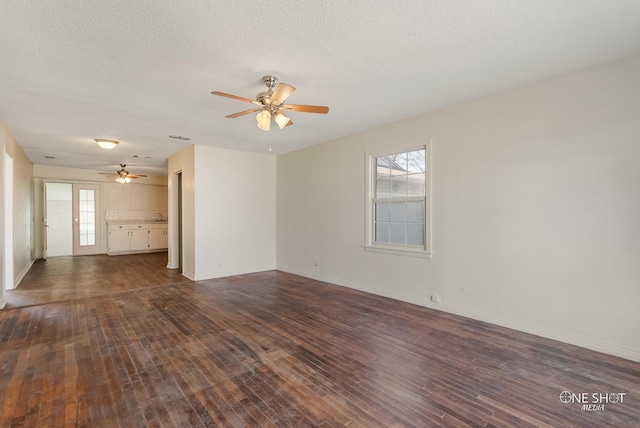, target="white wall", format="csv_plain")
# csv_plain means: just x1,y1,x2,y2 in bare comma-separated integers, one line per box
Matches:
193,145,276,280
277,55,640,361
0,118,34,304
